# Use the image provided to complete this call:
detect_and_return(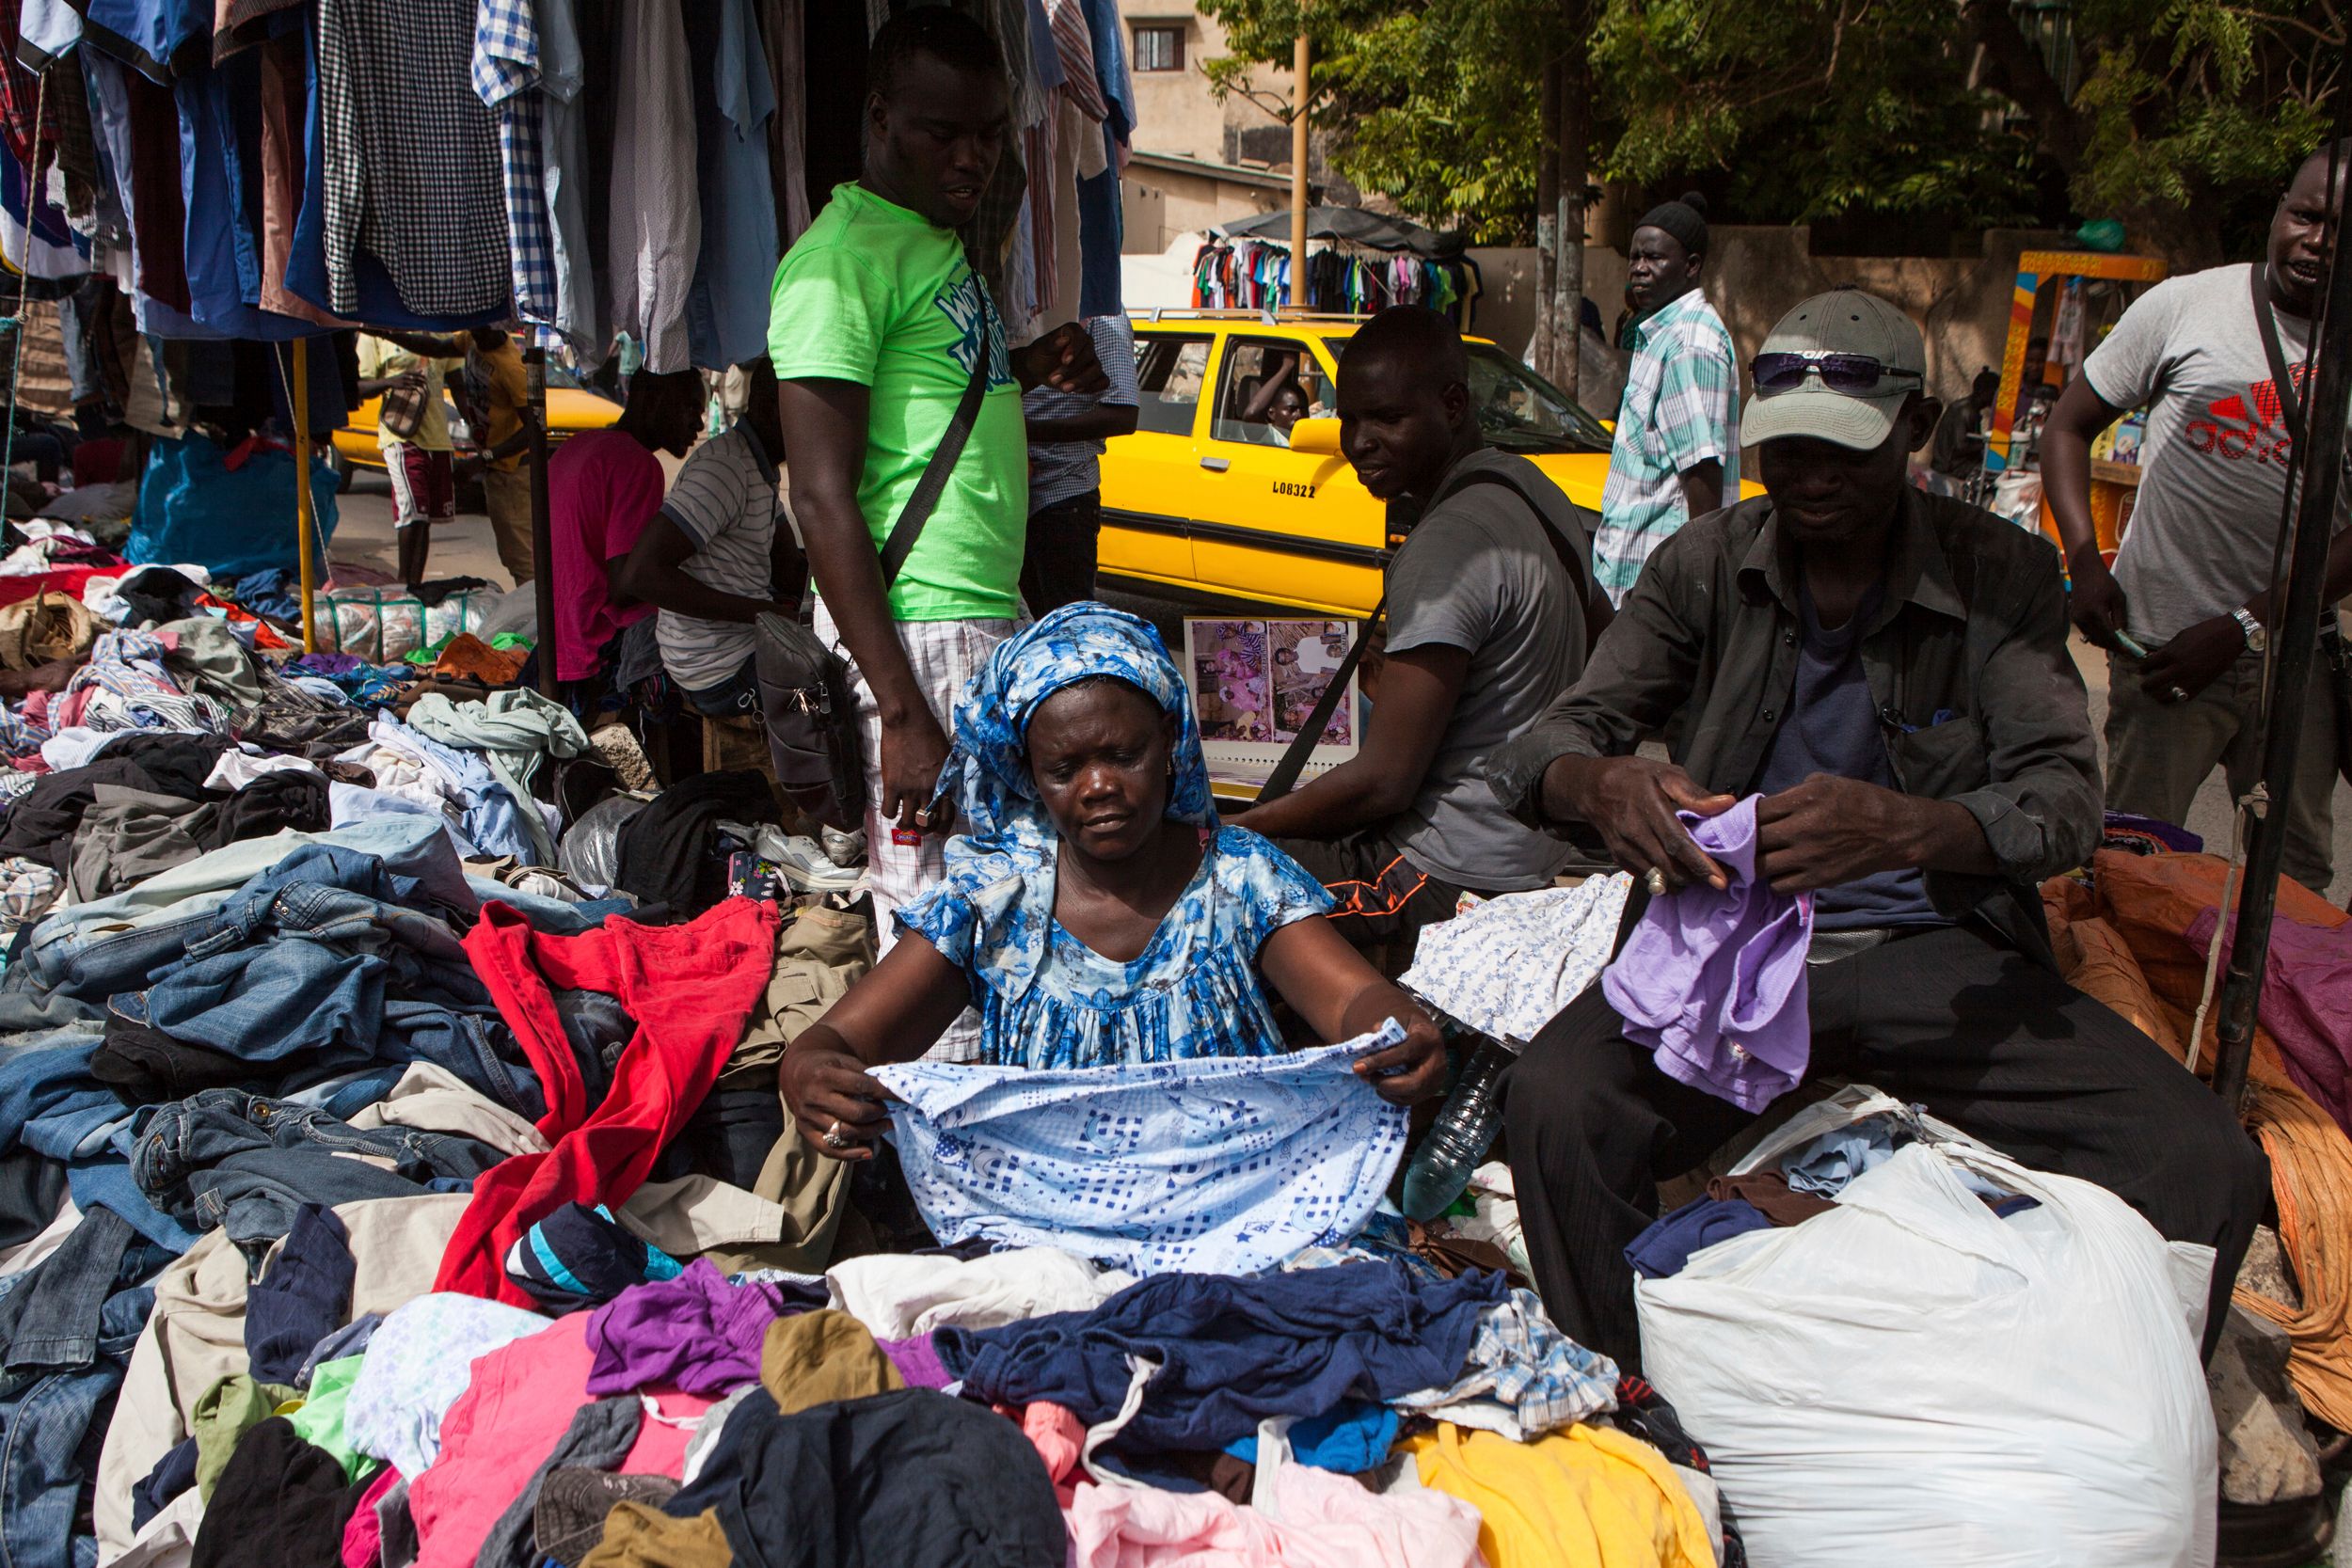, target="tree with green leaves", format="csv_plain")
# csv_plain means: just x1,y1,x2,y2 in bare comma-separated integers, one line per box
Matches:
1202,0,2341,272
1200,0,1596,389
